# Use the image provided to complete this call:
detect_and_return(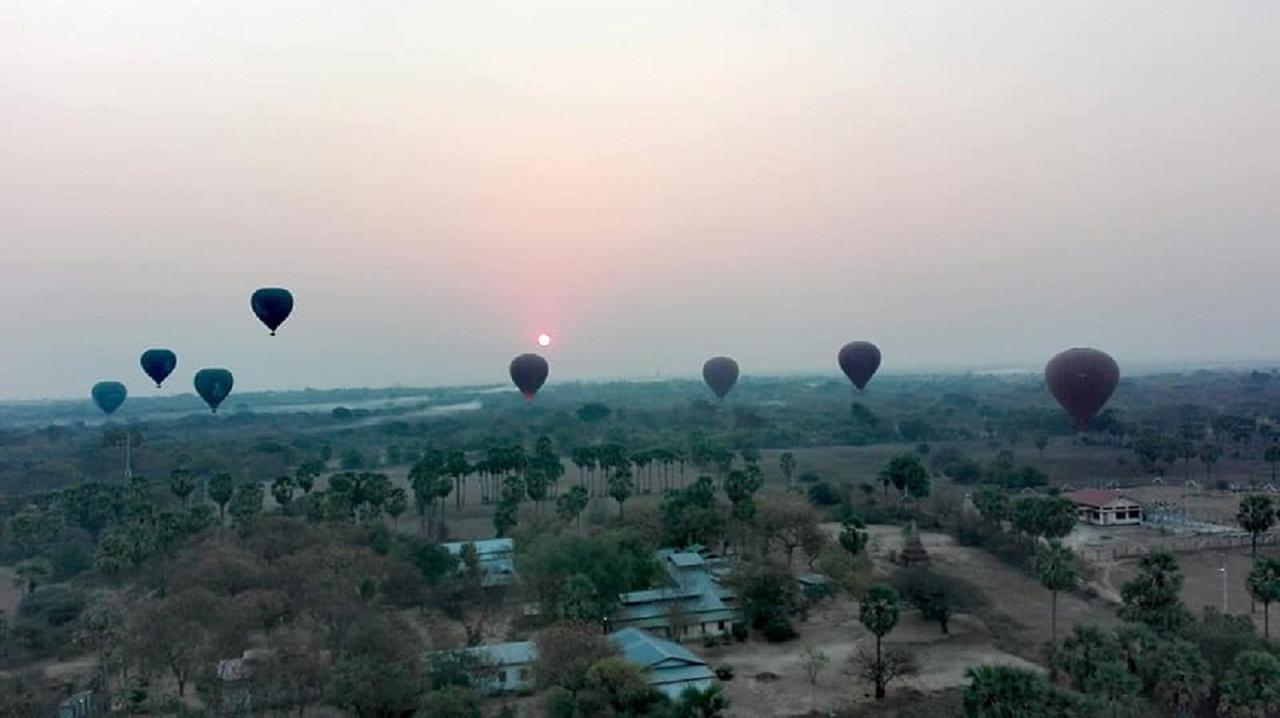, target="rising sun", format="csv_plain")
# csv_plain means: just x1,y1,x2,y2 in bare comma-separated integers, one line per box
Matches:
537,333,552,348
